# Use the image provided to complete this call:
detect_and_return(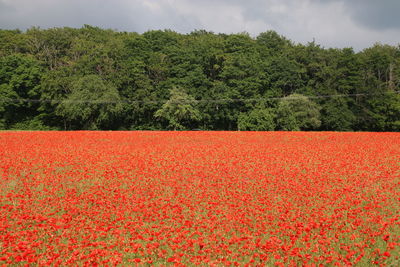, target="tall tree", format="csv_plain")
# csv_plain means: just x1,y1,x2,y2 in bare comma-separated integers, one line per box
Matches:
0,26,399,131
57,75,122,130
276,94,321,131
238,108,276,131
0,54,43,128
154,87,201,130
